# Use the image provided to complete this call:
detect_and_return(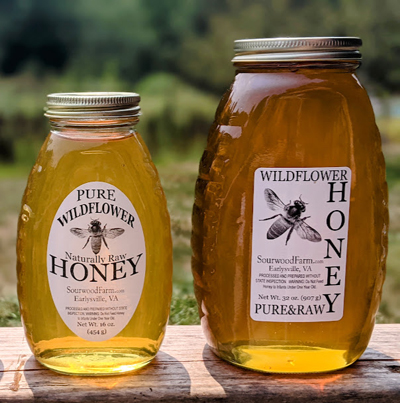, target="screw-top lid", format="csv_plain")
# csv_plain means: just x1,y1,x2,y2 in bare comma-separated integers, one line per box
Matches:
232,37,362,63
45,92,141,119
